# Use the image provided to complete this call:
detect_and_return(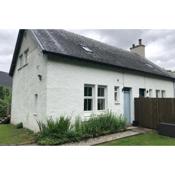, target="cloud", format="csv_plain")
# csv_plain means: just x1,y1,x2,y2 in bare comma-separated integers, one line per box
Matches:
71,29,175,71
0,29,18,72
1,29,175,72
